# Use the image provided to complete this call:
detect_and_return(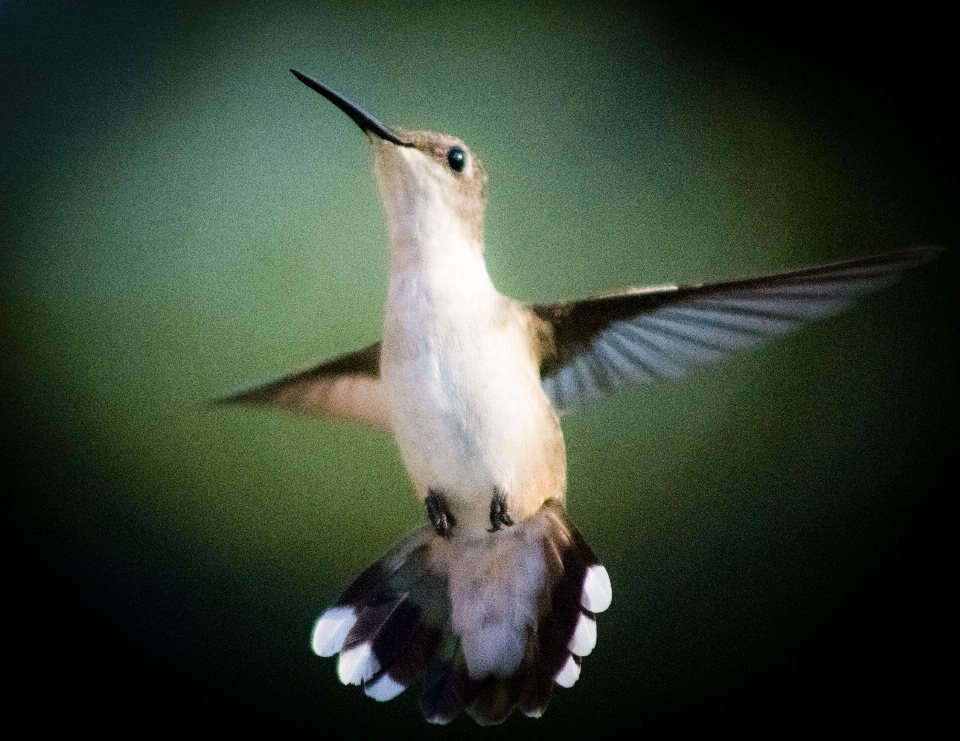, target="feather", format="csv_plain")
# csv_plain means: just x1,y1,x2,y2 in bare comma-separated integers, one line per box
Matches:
218,342,390,428
311,605,357,657
533,246,942,413
311,499,610,725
